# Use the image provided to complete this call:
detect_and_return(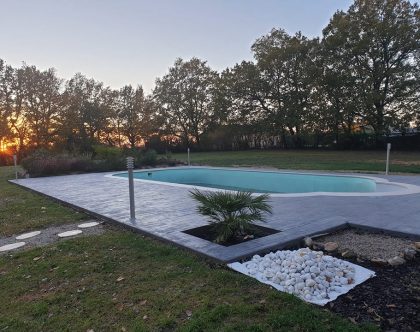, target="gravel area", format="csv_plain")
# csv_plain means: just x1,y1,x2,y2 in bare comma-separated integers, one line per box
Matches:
0,220,105,254
315,229,415,260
